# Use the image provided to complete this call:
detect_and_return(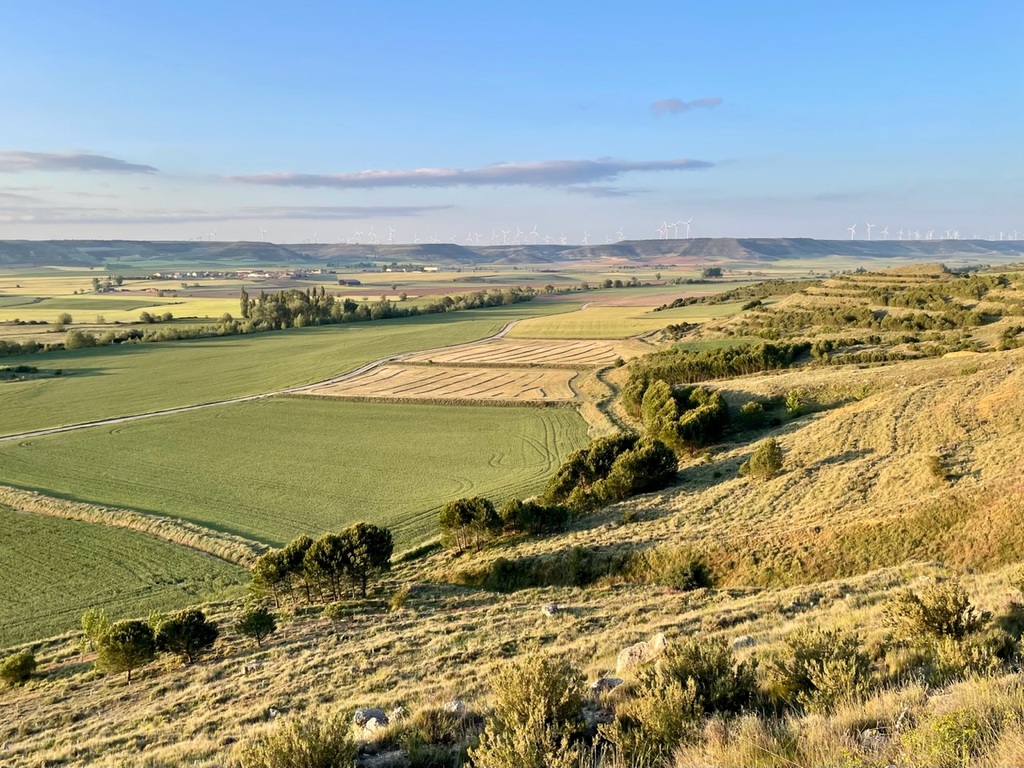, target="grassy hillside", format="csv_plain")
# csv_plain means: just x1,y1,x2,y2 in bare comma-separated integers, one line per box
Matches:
0,398,589,547
0,508,247,646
